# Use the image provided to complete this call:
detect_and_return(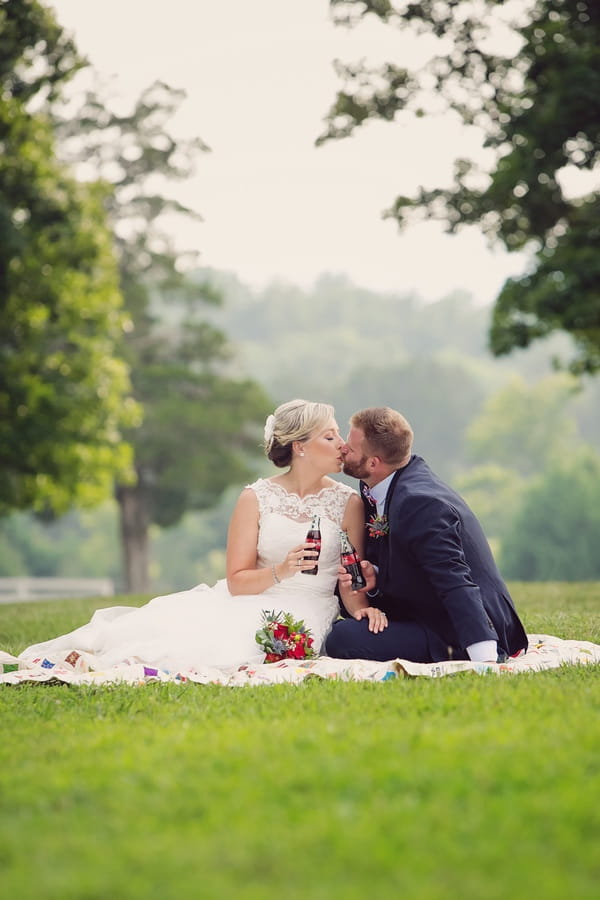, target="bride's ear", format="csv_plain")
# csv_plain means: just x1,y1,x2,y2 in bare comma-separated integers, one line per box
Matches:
292,441,306,458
